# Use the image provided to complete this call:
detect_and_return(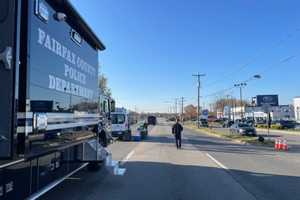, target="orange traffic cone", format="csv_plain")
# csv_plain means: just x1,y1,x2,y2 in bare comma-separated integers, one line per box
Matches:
278,139,283,150
282,139,288,151
274,139,279,150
